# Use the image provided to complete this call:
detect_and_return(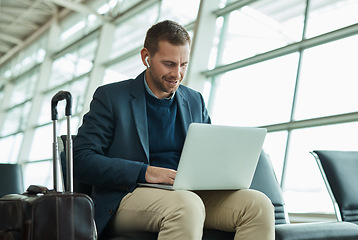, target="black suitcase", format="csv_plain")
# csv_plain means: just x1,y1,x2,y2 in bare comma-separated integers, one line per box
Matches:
0,91,96,240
